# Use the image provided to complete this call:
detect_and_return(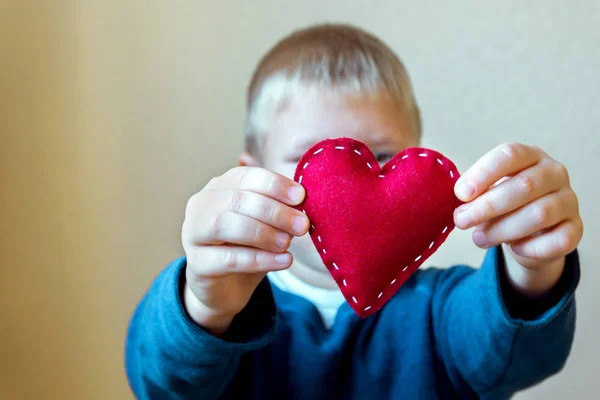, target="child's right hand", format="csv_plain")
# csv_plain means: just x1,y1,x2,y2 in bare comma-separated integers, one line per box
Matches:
181,167,309,335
